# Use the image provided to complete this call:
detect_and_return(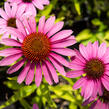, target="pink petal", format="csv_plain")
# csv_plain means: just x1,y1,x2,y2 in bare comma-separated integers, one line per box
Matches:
48,56,66,76
73,77,86,90
4,2,11,17
42,62,53,85
74,49,86,64
69,63,84,70
7,0,22,4
6,27,25,40
35,63,42,87
25,62,35,85
0,53,22,66
49,52,69,68
23,17,31,34
47,21,64,37
86,42,93,59
84,80,94,100
51,36,76,48
97,80,103,96
41,0,49,5
79,44,89,60
0,8,8,20
11,3,18,17
28,16,36,33
44,16,55,34
17,61,31,84
52,48,75,56
45,60,59,83
66,70,84,78
33,0,44,10
33,104,39,109
16,4,26,18
25,4,36,17
98,43,106,58
92,41,98,58
1,38,22,46
101,75,109,91
7,58,26,74
1,33,9,39
0,48,22,56
51,30,73,42
38,16,45,32
16,19,27,36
